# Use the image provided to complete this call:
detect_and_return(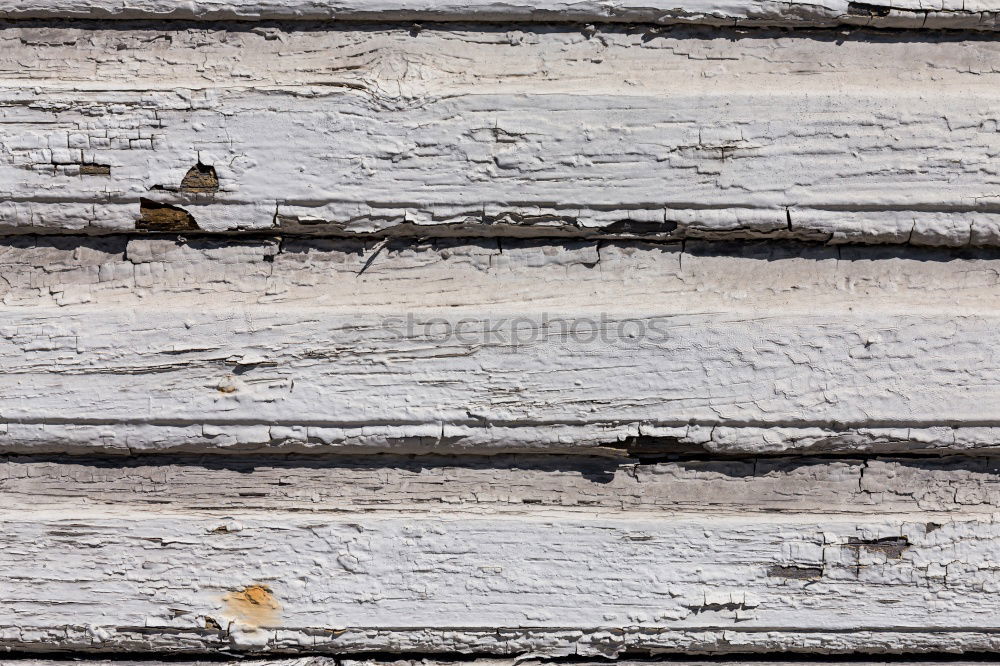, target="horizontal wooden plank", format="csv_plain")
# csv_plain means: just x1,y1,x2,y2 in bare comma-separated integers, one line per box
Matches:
9,22,996,94
2,508,1000,654
8,236,1000,309
0,0,996,29
3,237,1000,454
1,25,1000,244
30,308,987,428
4,454,1000,513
